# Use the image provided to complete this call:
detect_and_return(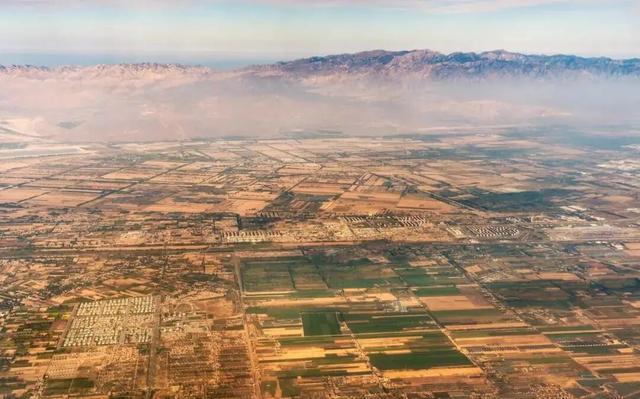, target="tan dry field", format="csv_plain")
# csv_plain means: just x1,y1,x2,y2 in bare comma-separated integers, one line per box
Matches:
396,195,456,213
311,177,361,186
291,183,348,195
260,347,327,362
219,198,269,215
0,187,49,202
2,167,64,179
198,150,242,160
357,174,390,187
345,291,398,303
499,172,532,182
356,334,438,351
383,366,484,379
247,145,304,163
446,322,530,331
25,190,99,207
252,296,346,308
613,372,640,382
397,172,442,185
278,165,323,175
0,177,32,186
624,242,640,256
593,317,640,328
340,191,401,203
144,198,217,213
229,191,280,201
573,354,640,374
464,265,483,274
144,194,268,215
178,162,226,172
408,260,440,268
454,334,554,347
420,295,494,312
262,326,304,338
537,272,581,281
101,168,162,180
602,195,635,204
259,176,306,191
140,160,186,169
82,182,133,191
23,179,72,189
147,172,211,184
58,167,123,179
323,191,403,214
0,160,36,173
234,250,304,259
